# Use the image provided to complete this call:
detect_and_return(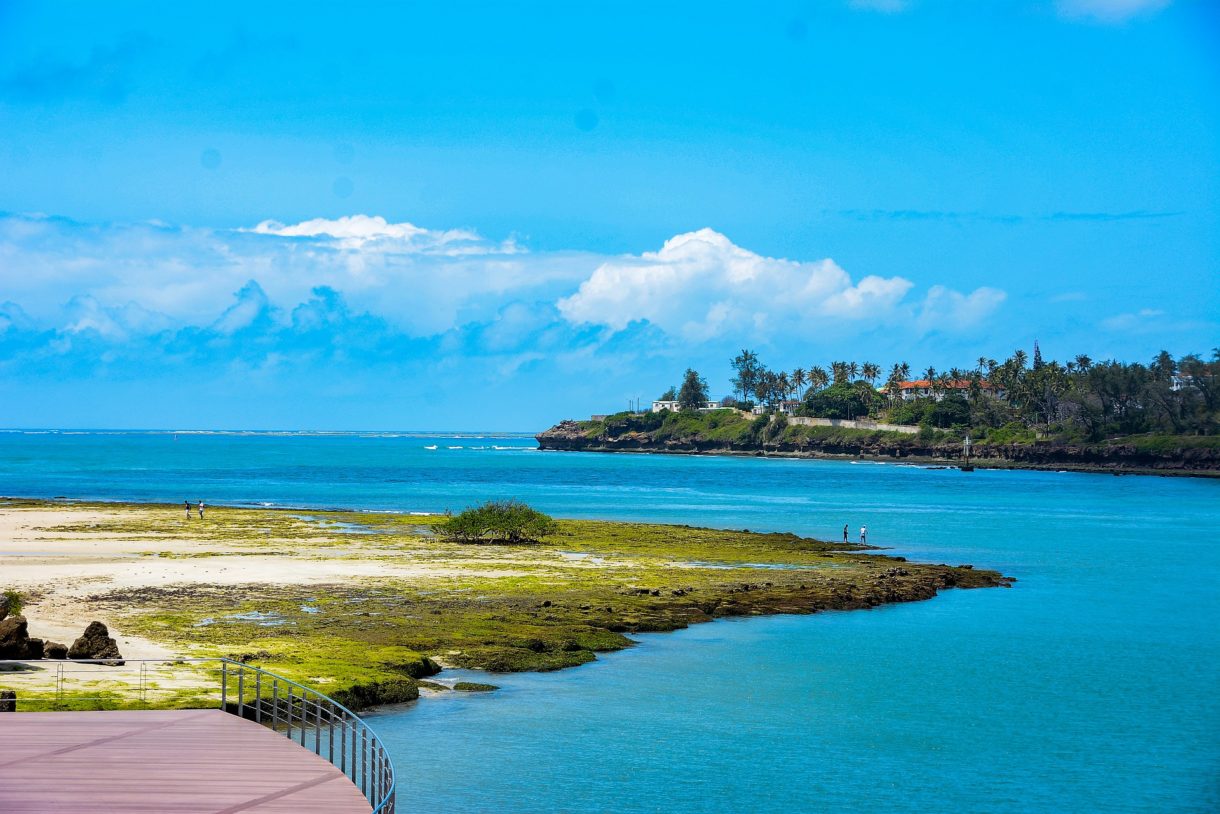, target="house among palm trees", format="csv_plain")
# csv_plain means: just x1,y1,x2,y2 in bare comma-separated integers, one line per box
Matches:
651,399,723,413
891,379,1004,402
749,399,802,416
